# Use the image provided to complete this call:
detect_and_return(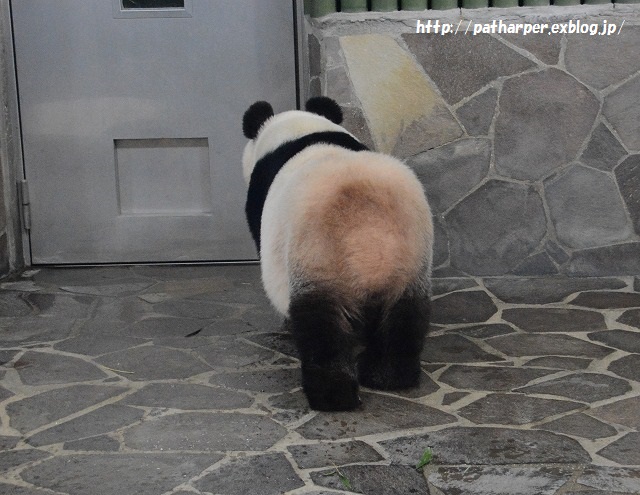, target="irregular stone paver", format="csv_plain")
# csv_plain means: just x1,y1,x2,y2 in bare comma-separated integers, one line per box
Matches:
422,334,505,363
409,138,491,213
20,454,216,495
24,292,94,318
125,316,206,338
603,74,640,151
500,32,561,65
453,323,515,339
153,299,237,320
0,349,17,365
484,277,627,304
442,392,469,405
268,391,312,425
0,450,49,474
608,354,640,381
341,104,376,151
0,316,75,345
458,393,583,425
92,296,154,323
124,413,287,451
429,466,571,495
16,351,107,385
121,383,252,410
615,155,640,234
403,33,535,104
597,433,640,465
588,330,640,354
502,307,605,333
512,251,558,276
523,356,592,370
0,484,53,495
64,435,121,452
26,405,144,447
565,28,640,90
0,437,19,450
195,453,304,495
288,441,383,469
53,332,142,356
380,427,590,465
0,385,13,402
516,373,631,403
32,266,137,285
495,69,599,181
312,464,428,494
432,217,449,268
618,309,640,328
540,412,618,440
60,280,154,297
577,466,640,493
194,339,274,368
0,292,32,317
545,241,570,265
297,393,456,440
439,365,555,392
96,346,211,381
245,332,299,358
446,180,546,275
456,88,498,136
7,385,128,433
589,396,640,430
431,278,478,296
210,368,301,393
545,165,633,249
431,290,497,324
581,123,627,172
487,333,613,358
566,242,640,276
573,292,640,309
